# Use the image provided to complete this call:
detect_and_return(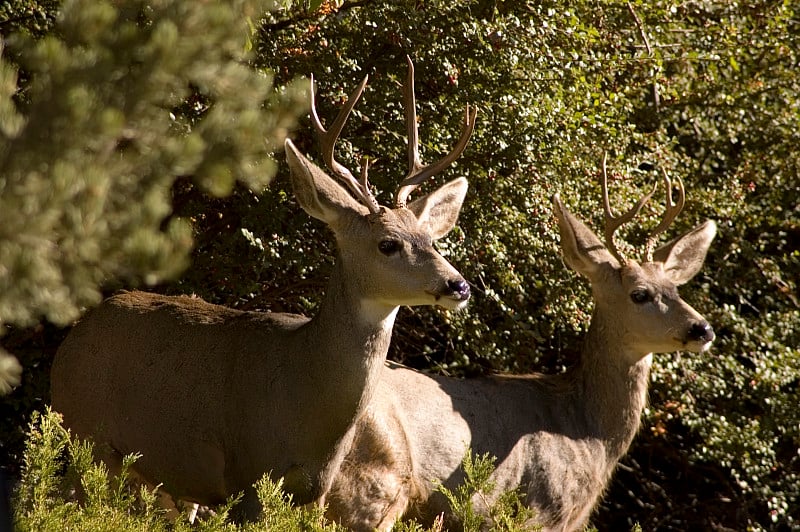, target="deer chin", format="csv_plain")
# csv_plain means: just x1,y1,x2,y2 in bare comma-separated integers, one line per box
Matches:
675,336,714,354
425,290,470,311
697,340,714,353
443,296,470,311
